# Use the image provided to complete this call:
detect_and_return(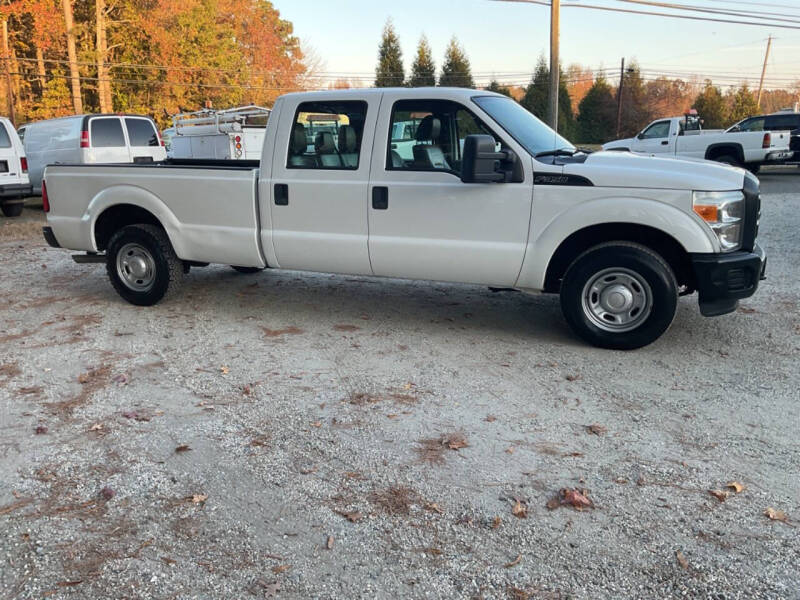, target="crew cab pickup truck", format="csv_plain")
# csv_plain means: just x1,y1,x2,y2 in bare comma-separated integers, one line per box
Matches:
603,114,792,173
41,88,766,349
